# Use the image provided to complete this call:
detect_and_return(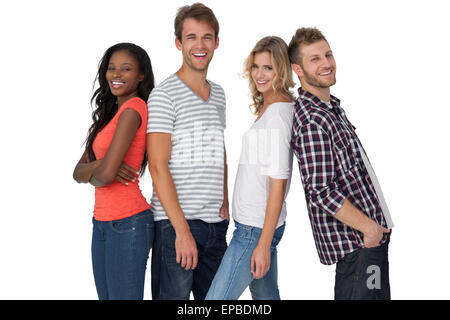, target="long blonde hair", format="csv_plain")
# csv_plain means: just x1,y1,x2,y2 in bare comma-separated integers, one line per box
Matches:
243,36,295,115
